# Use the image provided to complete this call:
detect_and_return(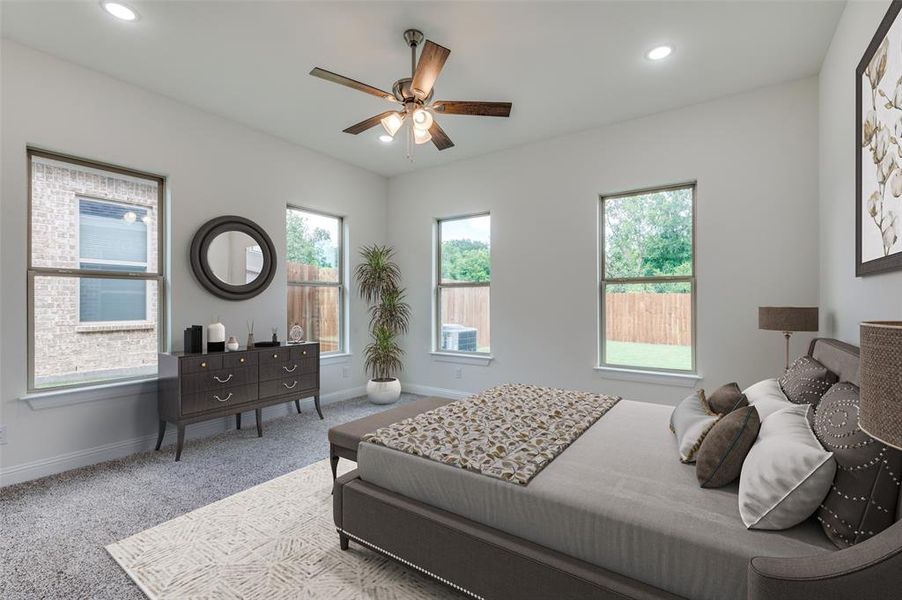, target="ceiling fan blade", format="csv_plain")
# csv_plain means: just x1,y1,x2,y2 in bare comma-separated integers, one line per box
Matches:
310,67,395,102
428,121,454,151
411,41,450,99
433,101,512,117
343,111,398,135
